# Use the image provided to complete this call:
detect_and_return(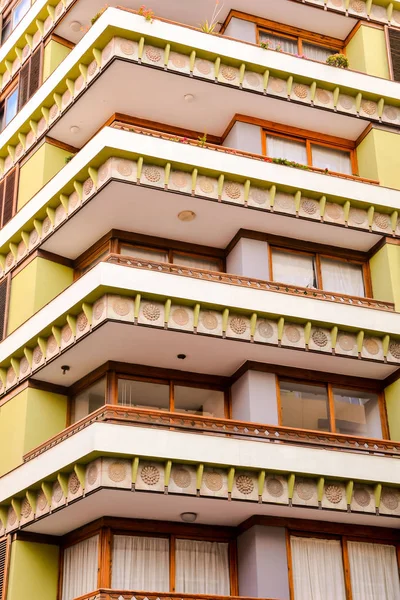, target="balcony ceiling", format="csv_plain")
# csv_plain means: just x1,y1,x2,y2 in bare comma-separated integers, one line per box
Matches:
48,60,368,152
24,487,398,537
40,180,382,259
56,0,357,46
